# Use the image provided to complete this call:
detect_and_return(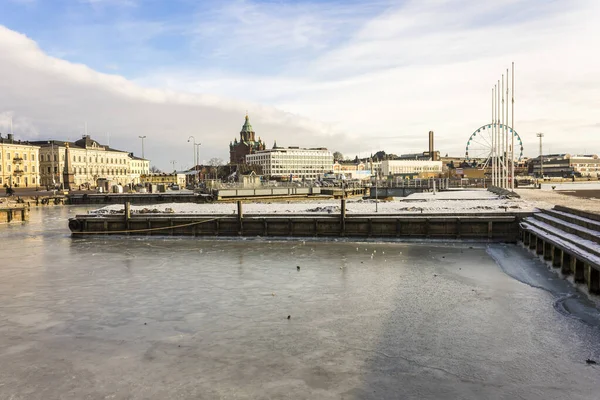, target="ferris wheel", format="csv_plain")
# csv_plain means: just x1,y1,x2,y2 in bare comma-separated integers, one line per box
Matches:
465,124,523,168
